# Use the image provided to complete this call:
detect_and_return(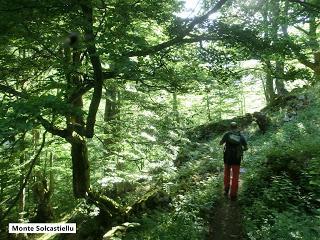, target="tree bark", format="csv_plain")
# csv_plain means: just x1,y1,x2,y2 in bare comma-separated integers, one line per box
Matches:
265,61,276,103
274,0,289,95
205,89,212,121
217,88,223,120
309,14,320,82
275,60,288,95
104,88,118,123
172,91,179,123
80,3,104,139
262,1,276,103
272,0,288,95
63,16,90,199
104,86,120,147
48,152,54,198
63,47,89,198
314,64,320,82
70,136,89,198
19,154,26,222
261,76,268,103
